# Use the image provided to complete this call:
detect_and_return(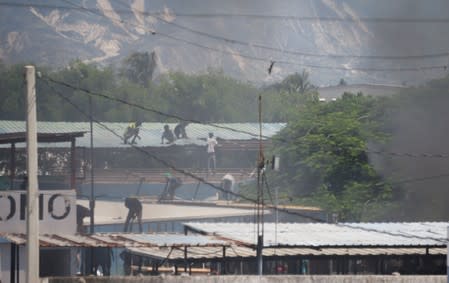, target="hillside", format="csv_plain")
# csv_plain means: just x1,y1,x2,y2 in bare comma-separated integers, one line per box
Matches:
1,0,448,85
